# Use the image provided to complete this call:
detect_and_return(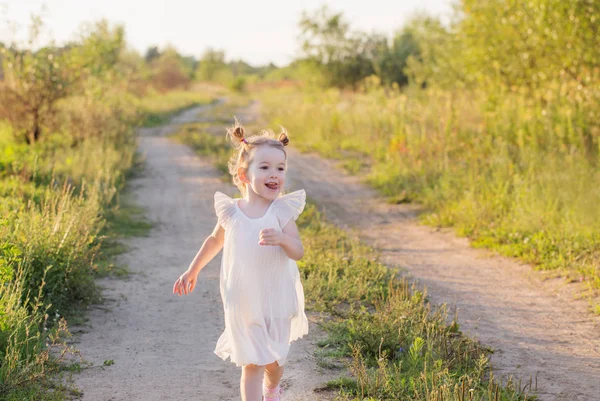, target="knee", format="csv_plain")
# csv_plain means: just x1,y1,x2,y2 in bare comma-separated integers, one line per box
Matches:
264,361,283,375
243,364,265,375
